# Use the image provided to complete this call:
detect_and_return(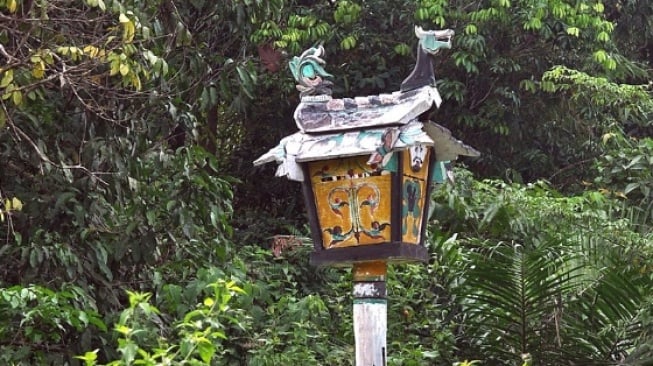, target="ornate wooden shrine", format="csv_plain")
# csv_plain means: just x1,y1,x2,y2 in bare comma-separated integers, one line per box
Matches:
254,26,479,366
254,26,479,267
